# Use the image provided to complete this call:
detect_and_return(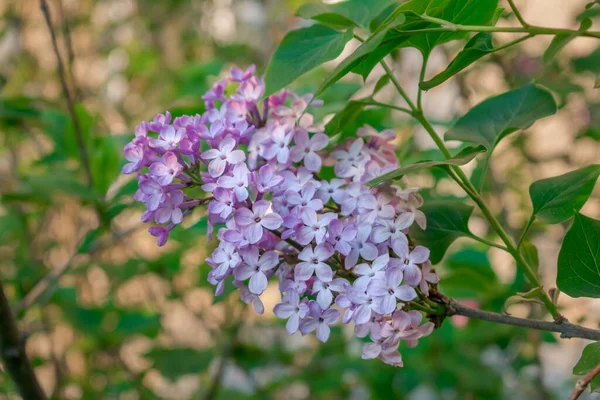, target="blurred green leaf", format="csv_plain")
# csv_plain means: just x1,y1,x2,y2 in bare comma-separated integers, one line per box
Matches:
573,46,600,74
325,101,366,137
144,347,213,381
92,135,121,196
573,341,600,392
446,83,557,149
529,165,600,224
557,213,600,298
